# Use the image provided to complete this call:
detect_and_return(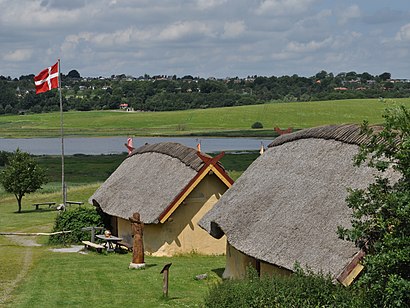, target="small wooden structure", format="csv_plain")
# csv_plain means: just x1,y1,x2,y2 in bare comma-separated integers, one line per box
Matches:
32,202,55,210
82,240,104,253
129,212,145,269
160,263,172,297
